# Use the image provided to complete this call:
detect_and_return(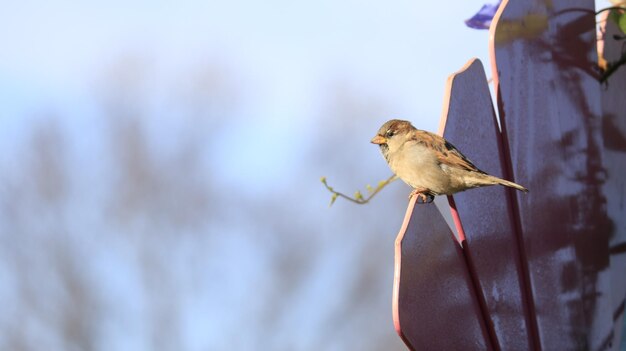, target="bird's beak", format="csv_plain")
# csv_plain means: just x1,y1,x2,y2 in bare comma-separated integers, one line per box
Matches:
370,135,387,145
